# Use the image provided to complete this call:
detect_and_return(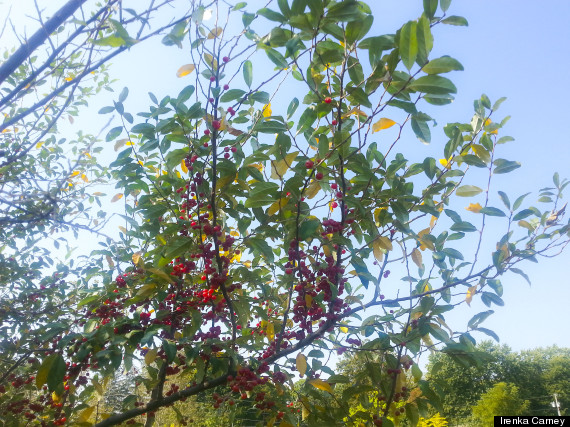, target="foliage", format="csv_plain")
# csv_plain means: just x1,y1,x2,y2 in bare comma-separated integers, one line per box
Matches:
1,0,569,426
418,413,448,427
471,382,529,426
427,342,570,423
